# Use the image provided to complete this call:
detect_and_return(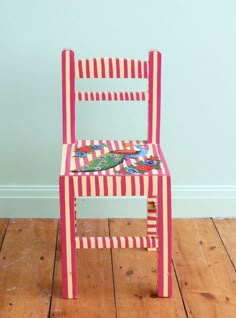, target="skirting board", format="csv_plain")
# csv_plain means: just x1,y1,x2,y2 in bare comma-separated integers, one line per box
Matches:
0,185,236,218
